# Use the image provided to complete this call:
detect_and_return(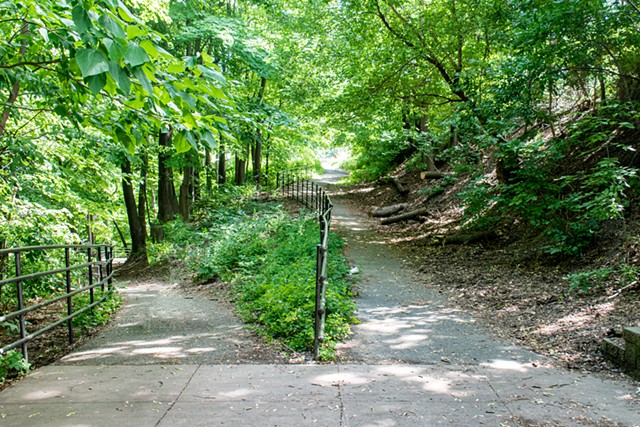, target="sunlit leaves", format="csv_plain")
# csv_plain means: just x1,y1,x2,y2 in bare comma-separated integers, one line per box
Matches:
75,49,110,78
